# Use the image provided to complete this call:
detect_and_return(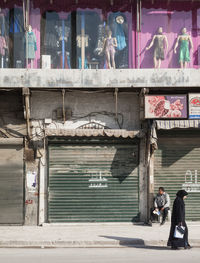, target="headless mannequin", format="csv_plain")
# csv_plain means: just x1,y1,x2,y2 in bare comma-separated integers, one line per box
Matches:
174,27,193,69
104,30,117,69
146,27,168,69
